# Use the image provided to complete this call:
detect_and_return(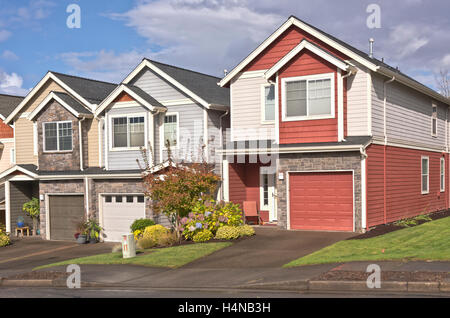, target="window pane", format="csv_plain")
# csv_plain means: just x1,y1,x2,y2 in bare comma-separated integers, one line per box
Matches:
44,123,58,151
115,196,123,203
129,117,145,147
422,175,428,192
286,80,306,117
126,196,134,203
105,195,112,203
263,174,269,206
308,79,332,116
113,117,128,148
137,196,145,203
264,85,275,121
432,118,437,135
58,122,72,151
164,115,177,147
422,159,428,175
